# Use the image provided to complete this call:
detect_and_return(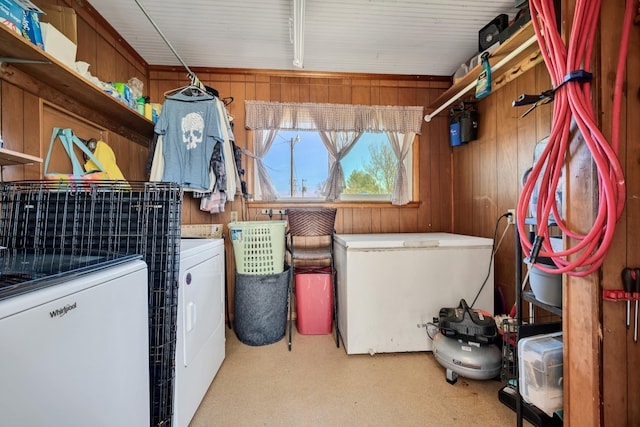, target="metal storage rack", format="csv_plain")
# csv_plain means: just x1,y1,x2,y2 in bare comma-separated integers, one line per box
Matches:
500,217,563,427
